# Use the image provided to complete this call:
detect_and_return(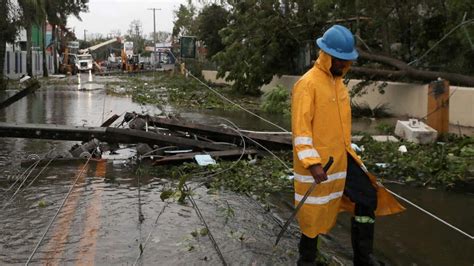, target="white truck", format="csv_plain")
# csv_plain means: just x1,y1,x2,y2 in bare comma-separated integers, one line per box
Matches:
75,37,122,72
76,54,93,71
